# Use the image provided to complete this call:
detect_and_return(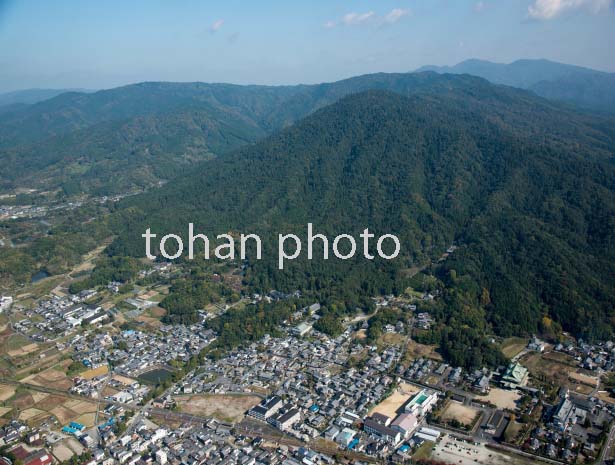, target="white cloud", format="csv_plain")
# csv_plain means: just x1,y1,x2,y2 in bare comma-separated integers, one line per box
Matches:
330,9,409,27
384,8,411,23
341,11,376,26
210,19,224,32
528,0,612,19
